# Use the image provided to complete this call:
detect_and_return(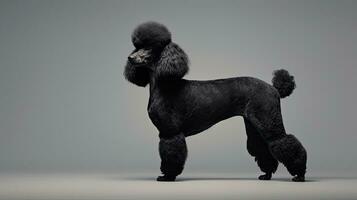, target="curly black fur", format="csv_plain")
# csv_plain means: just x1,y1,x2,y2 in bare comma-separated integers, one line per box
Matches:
269,134,307,177
124,60,151,87
244,119,279,177
159,134,187,178
124,21,307,182
155,42,189,80
272,69,296,98
131,21,171,49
